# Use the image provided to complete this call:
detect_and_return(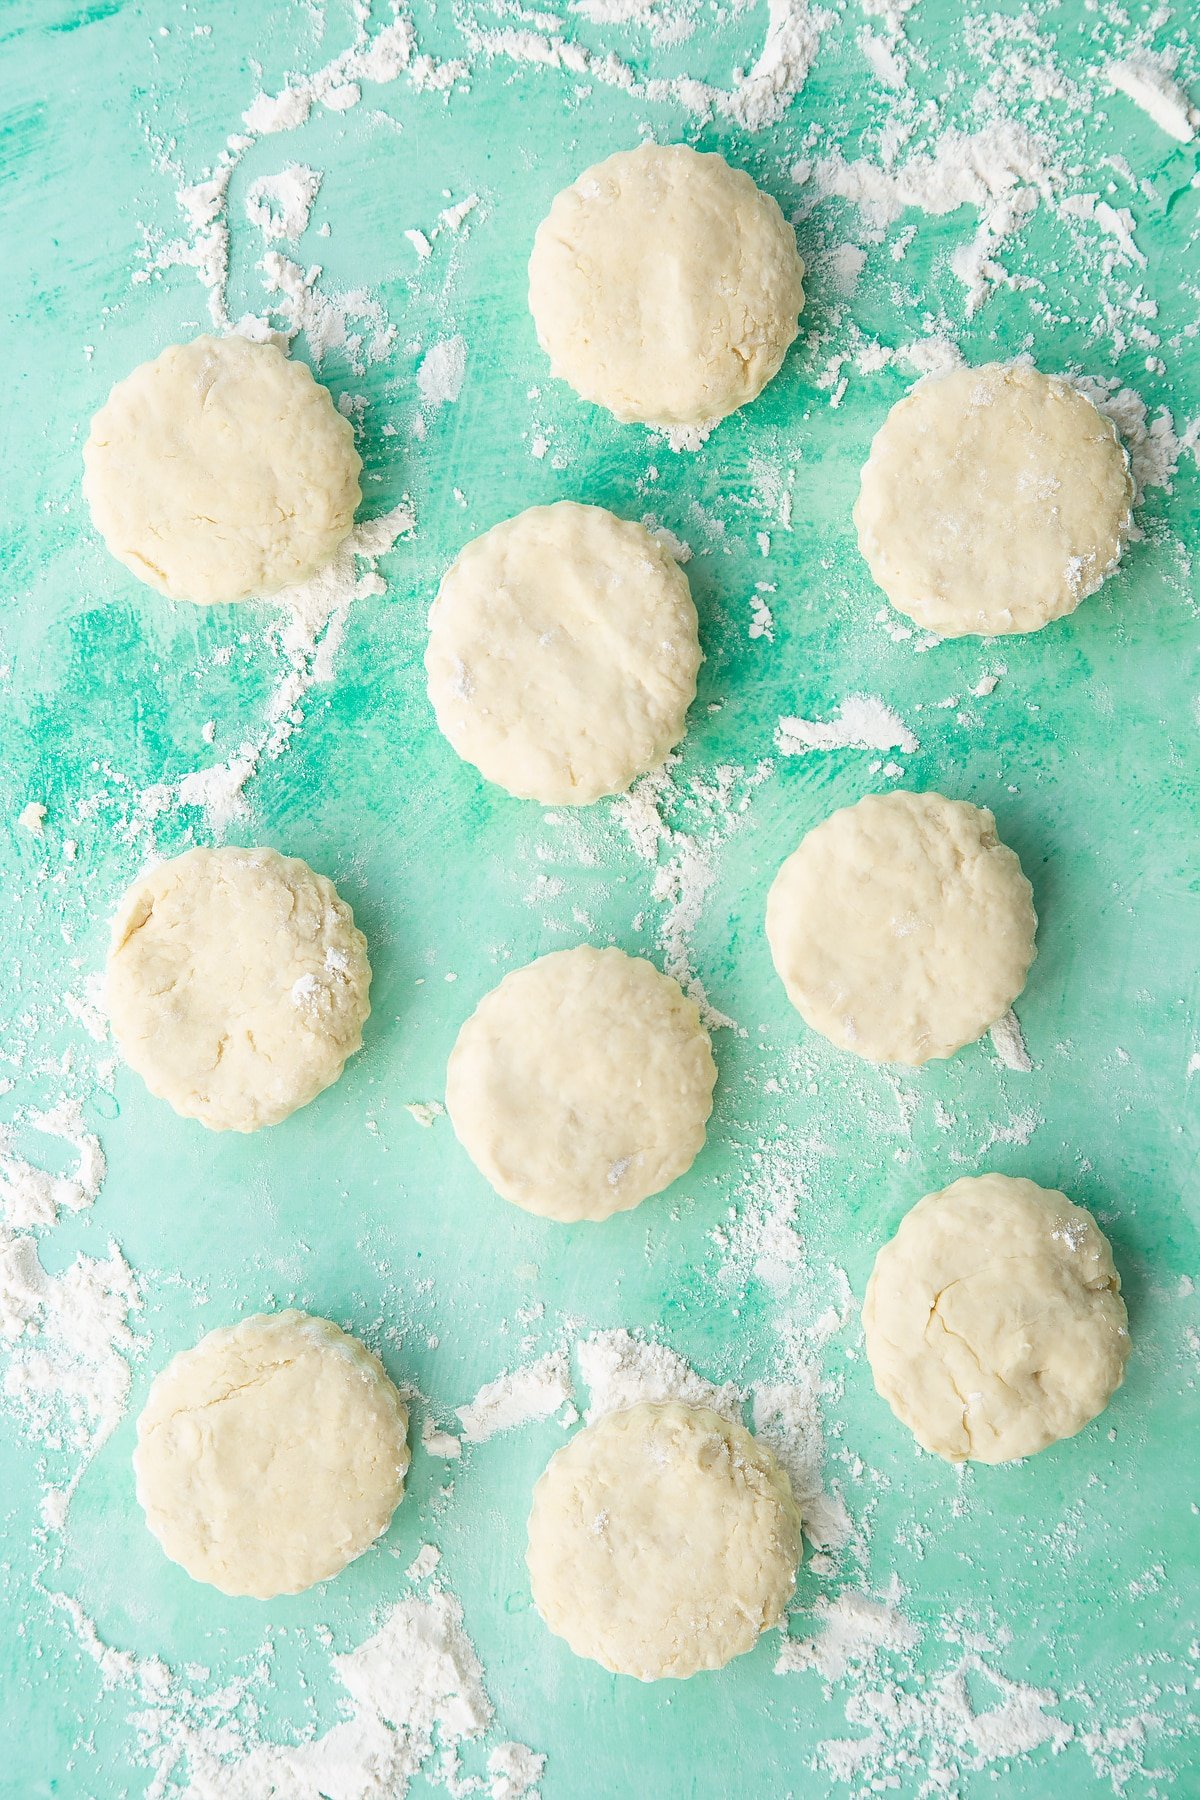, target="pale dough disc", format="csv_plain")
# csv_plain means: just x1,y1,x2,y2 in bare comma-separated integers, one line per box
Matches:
83,335,362,604
862,1174,1131,1463
527,1400,801,1680
425,502,700,806
853,362,1133,636
528,144,805,427
106,846,371,1131
445,946,716,1222
134,1311,410,1597
766,791,1036,1066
